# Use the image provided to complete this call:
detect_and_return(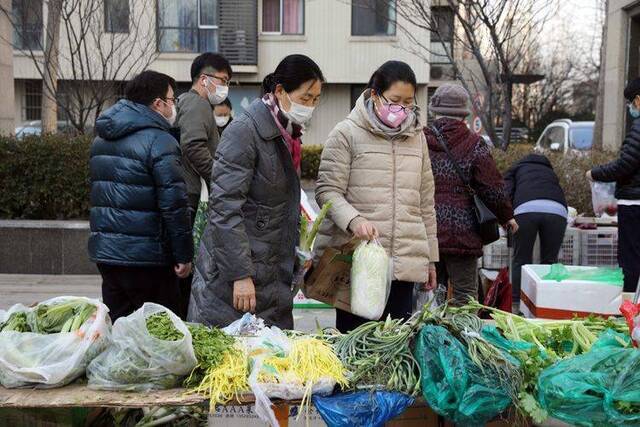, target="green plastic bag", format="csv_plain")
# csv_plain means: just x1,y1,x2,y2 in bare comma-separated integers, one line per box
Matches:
413,325,512,427
537,331,640,427
542,264,623,285
481,325,542,368
192,178,208,261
